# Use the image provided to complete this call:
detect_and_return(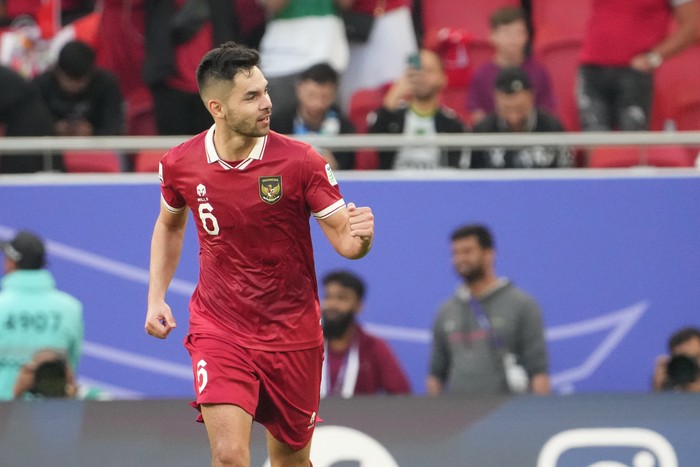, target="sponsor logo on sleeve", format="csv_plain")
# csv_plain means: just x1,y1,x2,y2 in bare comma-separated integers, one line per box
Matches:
325,164,338,186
